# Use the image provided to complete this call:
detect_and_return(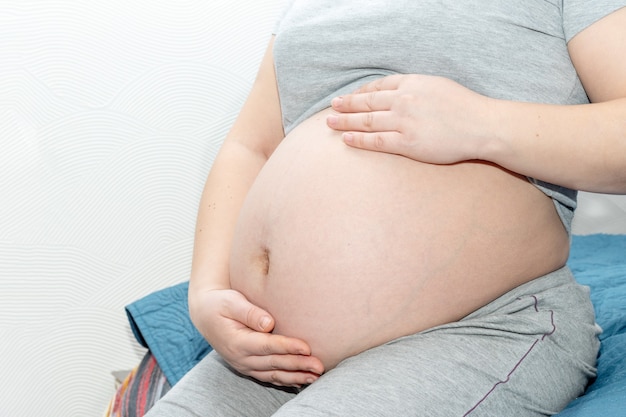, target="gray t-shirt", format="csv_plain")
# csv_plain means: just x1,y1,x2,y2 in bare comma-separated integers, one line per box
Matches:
272,0,626,233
